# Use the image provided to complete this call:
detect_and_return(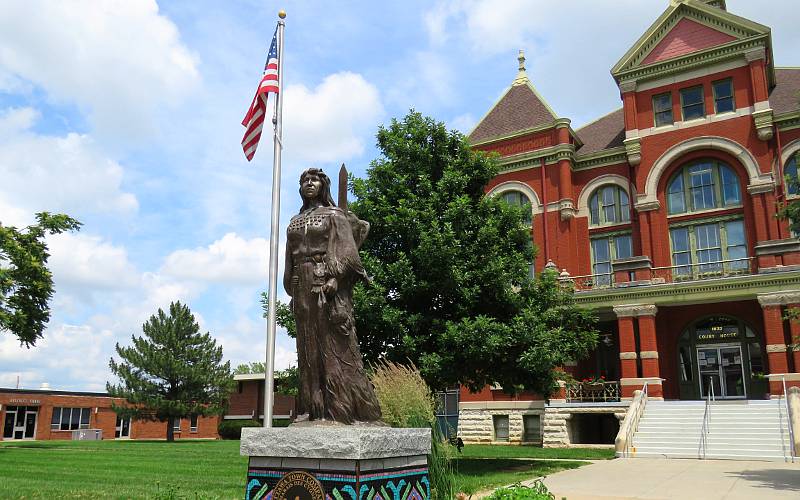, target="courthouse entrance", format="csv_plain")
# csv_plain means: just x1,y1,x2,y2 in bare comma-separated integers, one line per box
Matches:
677,316,767,400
